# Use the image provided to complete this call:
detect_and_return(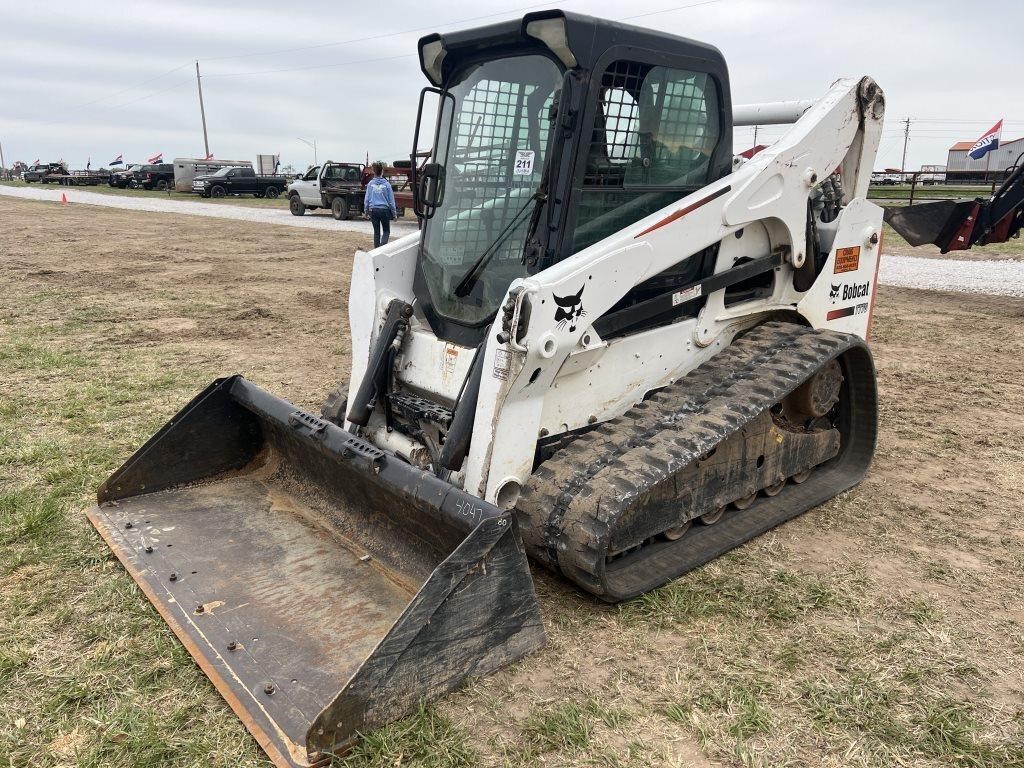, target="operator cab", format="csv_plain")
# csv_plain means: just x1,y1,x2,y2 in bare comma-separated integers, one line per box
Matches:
411,9,732,346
